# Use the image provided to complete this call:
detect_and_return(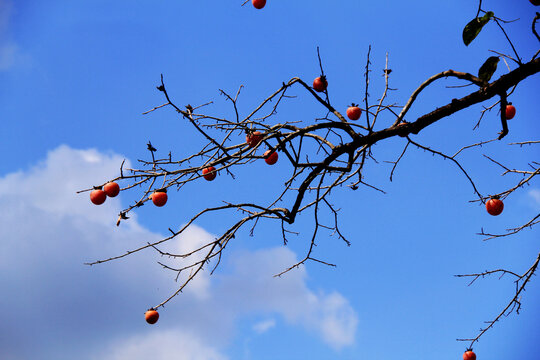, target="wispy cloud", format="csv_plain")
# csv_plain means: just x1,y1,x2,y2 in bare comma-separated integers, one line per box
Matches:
253,319,276,334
